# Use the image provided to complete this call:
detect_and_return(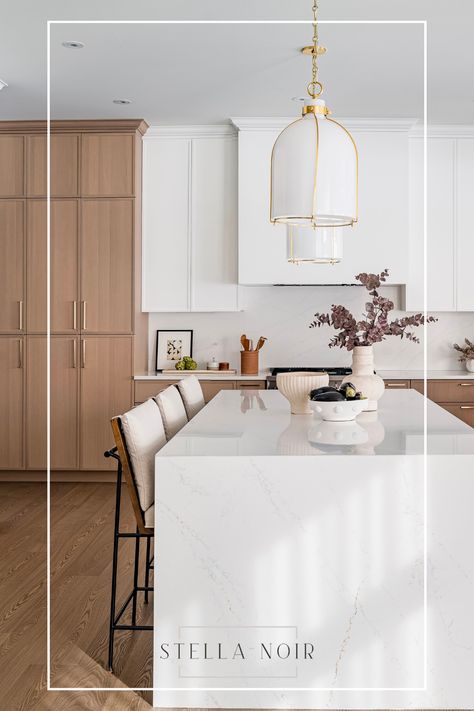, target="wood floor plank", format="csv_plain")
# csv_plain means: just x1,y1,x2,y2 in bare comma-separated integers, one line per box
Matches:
0,482,153,709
